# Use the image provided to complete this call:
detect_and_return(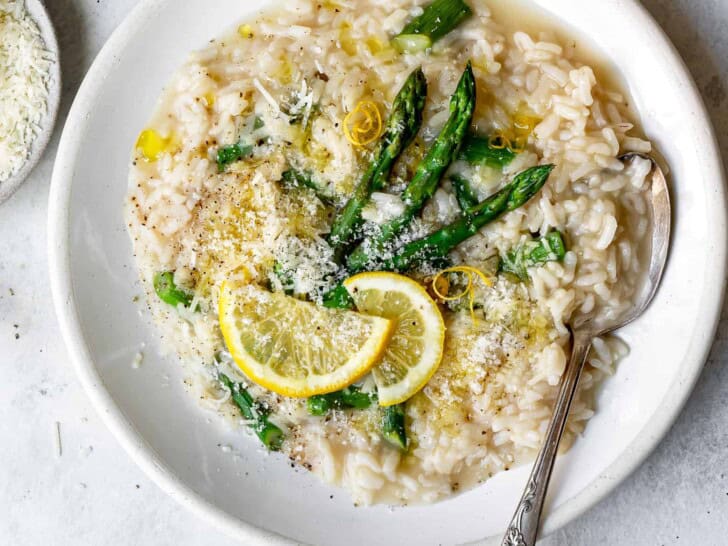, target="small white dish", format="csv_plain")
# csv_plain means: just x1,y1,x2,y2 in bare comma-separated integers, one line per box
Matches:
48,0,726,545
0,0,61,204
